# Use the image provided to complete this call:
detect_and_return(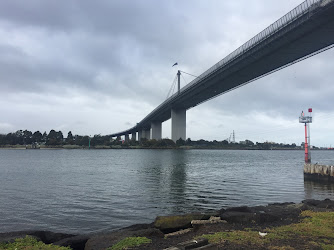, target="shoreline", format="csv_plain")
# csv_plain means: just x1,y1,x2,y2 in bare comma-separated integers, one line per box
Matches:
0,146,330,151
1,199,333,249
